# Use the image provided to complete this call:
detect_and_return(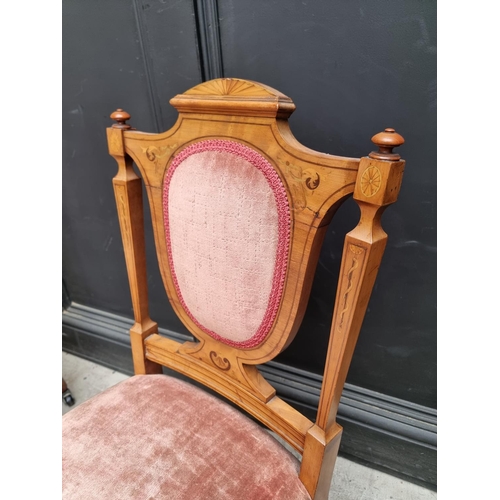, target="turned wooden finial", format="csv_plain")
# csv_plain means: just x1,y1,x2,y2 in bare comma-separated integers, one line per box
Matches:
110,109,131,130
369,128,405,161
